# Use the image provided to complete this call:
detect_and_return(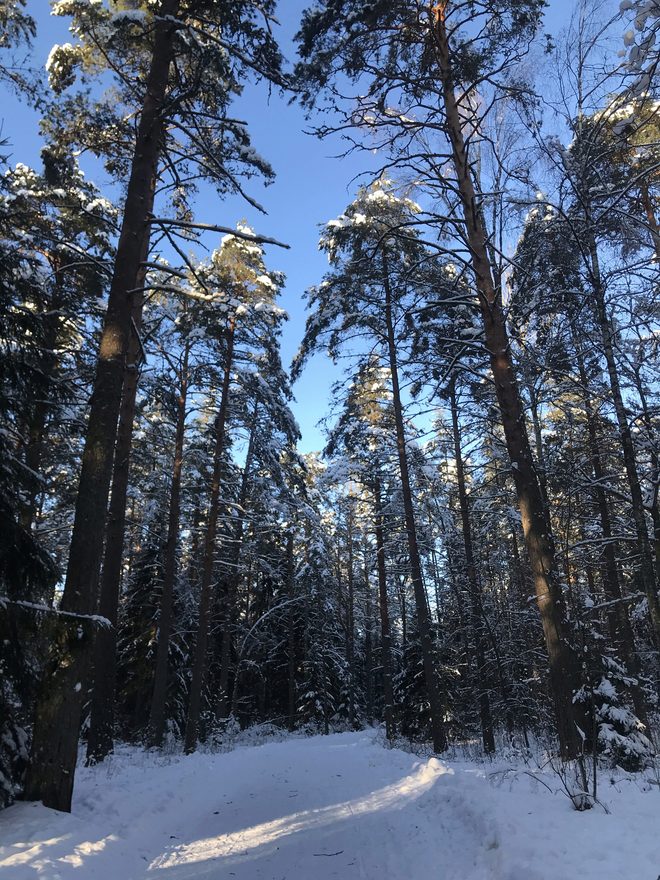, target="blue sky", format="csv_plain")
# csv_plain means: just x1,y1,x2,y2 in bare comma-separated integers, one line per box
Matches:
3,0,377,452
1,0,615,452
